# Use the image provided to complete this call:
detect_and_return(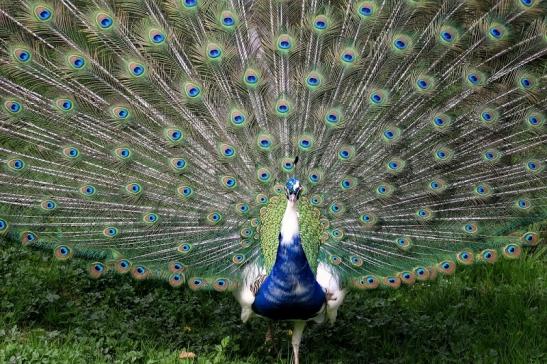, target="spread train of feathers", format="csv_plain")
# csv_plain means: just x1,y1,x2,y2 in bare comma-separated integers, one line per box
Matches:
0,0,545,297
